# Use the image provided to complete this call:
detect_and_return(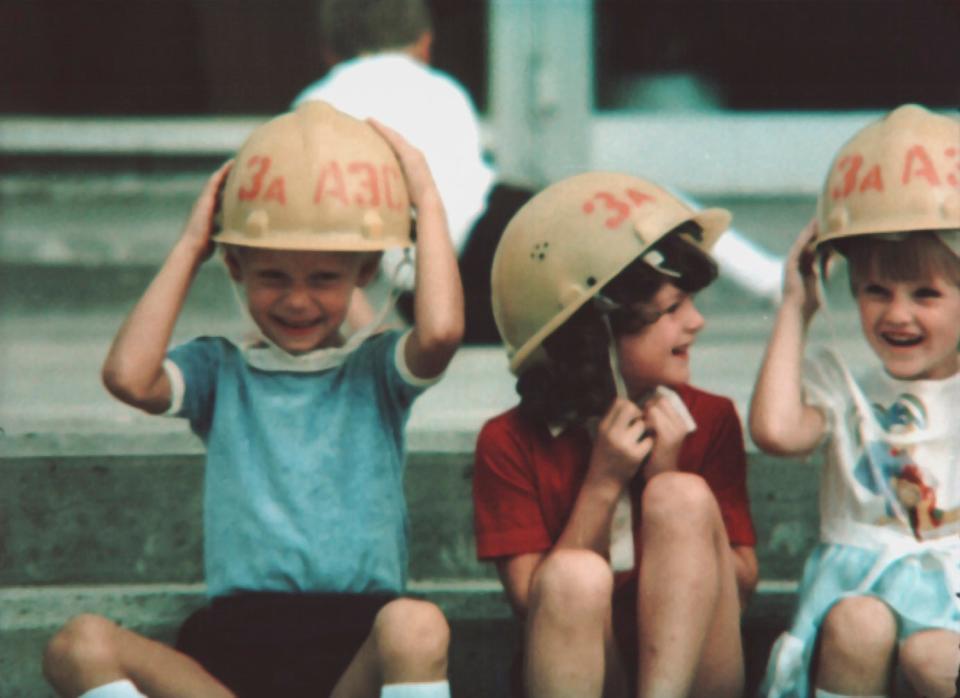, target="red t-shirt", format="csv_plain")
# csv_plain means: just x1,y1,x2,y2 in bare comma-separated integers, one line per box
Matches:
473,383,756,593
